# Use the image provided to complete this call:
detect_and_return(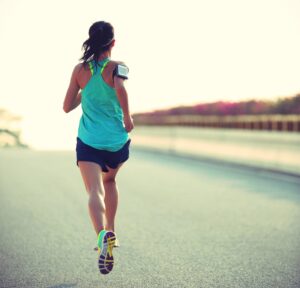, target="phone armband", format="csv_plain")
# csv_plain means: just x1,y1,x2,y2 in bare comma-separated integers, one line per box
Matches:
113,64,129,80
